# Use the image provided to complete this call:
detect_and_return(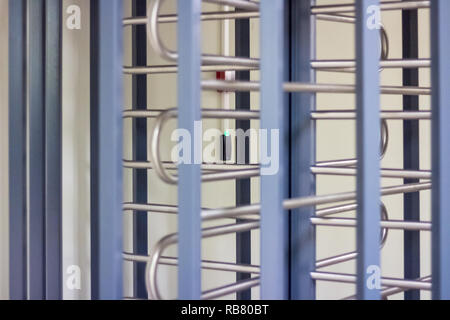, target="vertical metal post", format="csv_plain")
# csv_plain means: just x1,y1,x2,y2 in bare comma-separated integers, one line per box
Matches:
177,0,202,300
402,4,420,301
356,0,381,300
431,0,450,300
28,0,46,300
90,0,124,300
235,12,251,301
9,0,27,300
90,0,100,299
260,0,289,300
131,0,148,300
45,0,63,300
288,0,316,300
